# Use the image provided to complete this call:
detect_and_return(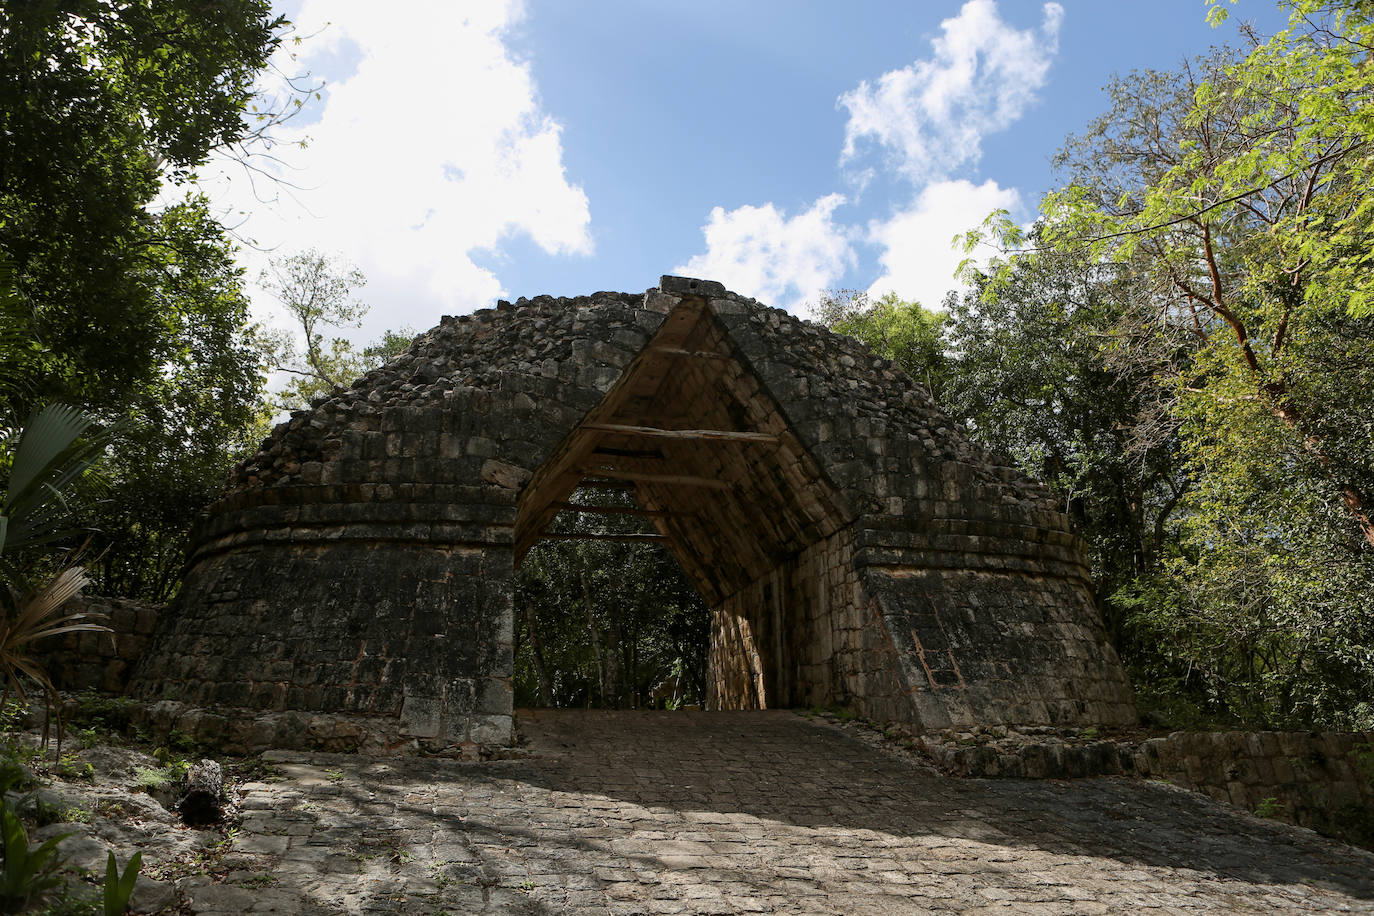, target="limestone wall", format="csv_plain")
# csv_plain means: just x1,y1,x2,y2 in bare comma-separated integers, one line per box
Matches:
707,289,1137,730
31,596,160,694
708,526,911,724
914,726,1374,849
129,277,1138,752
133,537,513,751
130,292,660,753
1140,731,1374,847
